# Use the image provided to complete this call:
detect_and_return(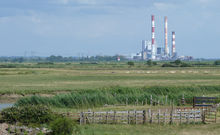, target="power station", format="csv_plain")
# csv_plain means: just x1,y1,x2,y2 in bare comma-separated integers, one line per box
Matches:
139,15,178,60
